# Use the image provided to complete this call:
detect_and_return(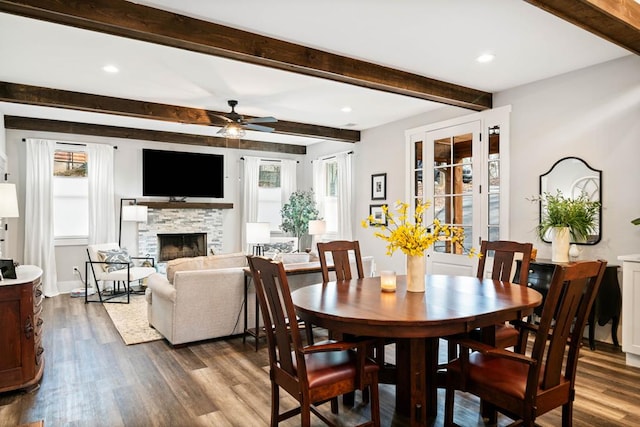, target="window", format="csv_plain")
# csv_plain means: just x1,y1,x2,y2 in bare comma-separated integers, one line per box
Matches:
322,160,338,234
53,149,88,241
257,162,282,231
